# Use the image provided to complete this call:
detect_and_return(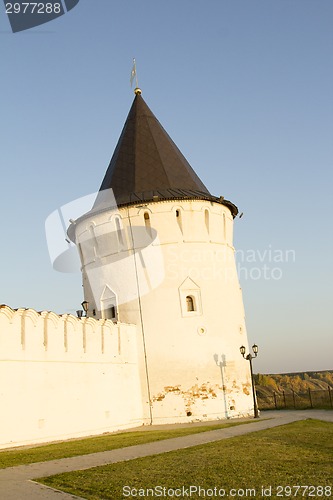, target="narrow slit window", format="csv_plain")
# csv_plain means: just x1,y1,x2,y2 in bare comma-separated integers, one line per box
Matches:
176,209,183,233
223,213,226,241
144,212,152,237
115,217,124,247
